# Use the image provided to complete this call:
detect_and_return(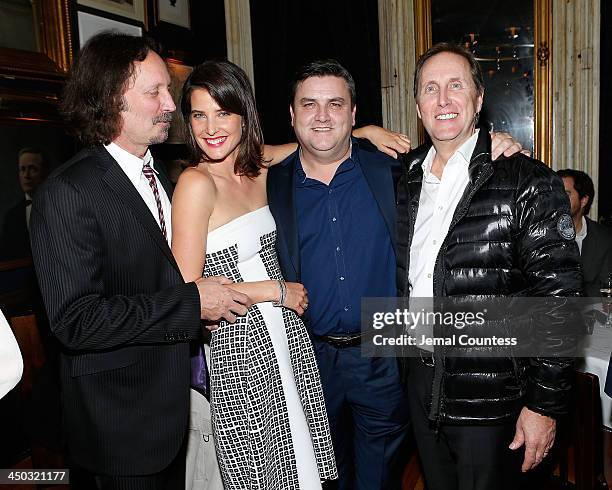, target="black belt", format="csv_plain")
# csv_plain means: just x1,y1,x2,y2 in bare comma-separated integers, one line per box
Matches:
419,349,435,367
312,333,362,348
